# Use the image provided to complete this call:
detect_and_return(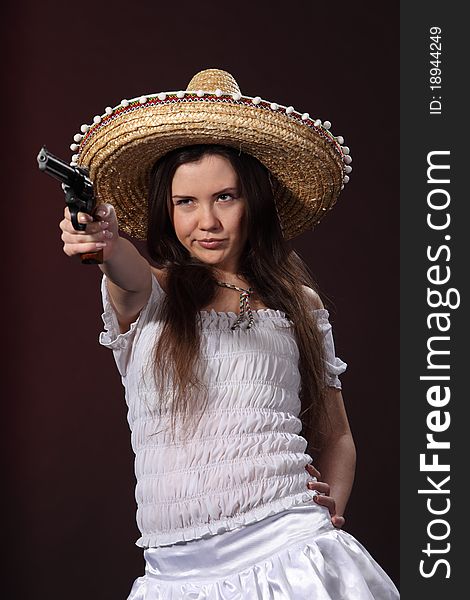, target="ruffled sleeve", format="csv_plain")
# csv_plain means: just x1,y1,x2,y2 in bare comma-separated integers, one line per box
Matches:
314,308,347,389
99,273,164,377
